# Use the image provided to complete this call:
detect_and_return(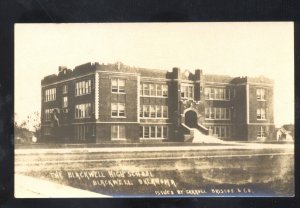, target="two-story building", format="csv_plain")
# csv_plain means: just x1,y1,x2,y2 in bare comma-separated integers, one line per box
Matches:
41,62,275,143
